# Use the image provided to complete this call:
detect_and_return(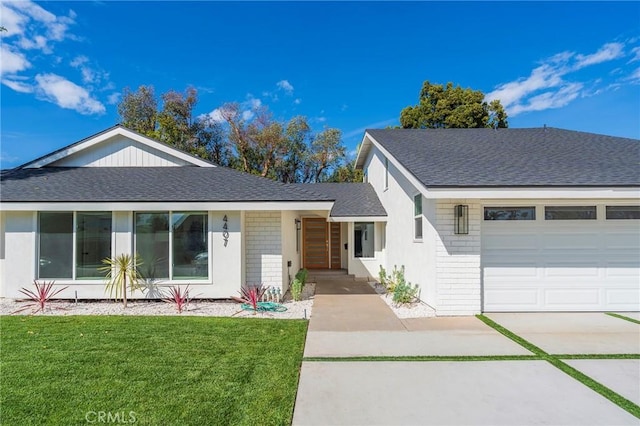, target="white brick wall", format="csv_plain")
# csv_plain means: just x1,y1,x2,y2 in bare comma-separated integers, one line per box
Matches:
435,201,481,315
245,211,283,290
